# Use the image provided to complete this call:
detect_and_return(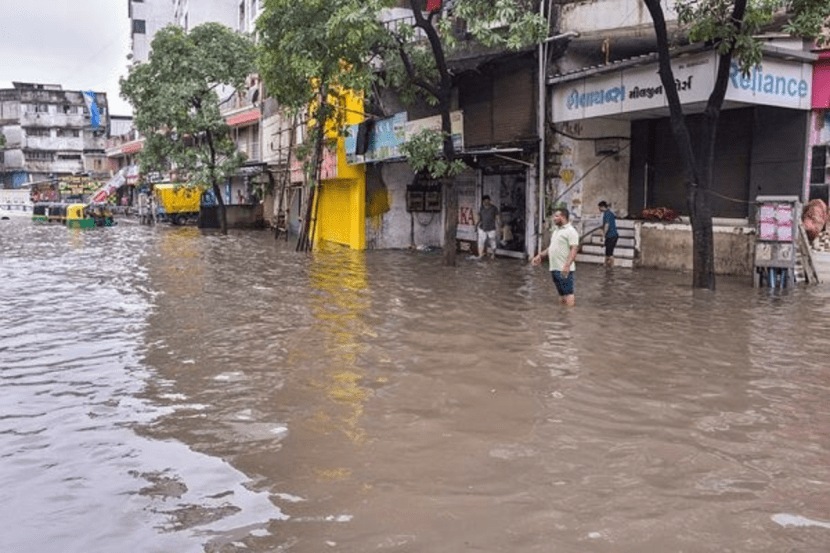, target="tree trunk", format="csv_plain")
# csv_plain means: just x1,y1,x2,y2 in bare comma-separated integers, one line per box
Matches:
443,179,458,266
439,99,458,266
642,0,749,290
296,87,328,252
205,129,228,234
688,182,715,289
213,181,228,234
